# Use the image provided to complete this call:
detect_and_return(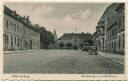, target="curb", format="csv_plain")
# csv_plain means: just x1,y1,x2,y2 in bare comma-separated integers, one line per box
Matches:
98,54,124,65
3,50,36,54
3,51,22,54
